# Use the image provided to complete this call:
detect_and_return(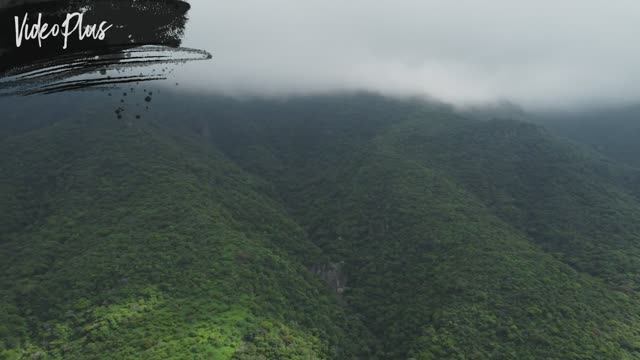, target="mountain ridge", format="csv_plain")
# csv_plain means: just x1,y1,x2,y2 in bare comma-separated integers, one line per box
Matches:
2,93,640,359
